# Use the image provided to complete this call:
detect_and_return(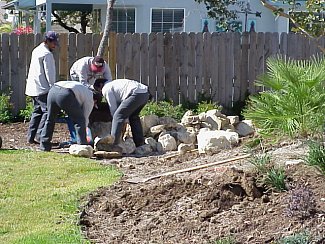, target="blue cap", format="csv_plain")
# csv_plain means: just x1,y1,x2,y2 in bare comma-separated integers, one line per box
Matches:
44,31,59,44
